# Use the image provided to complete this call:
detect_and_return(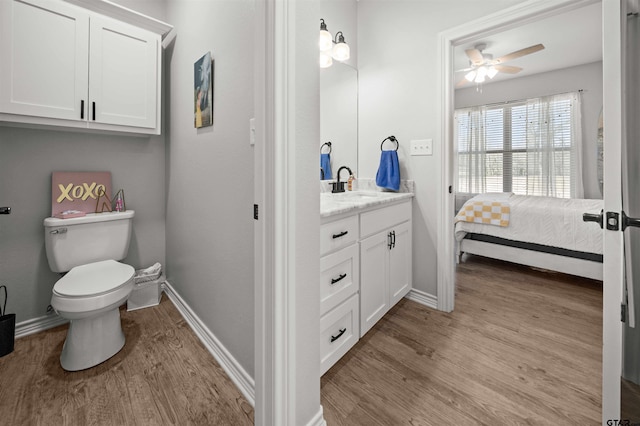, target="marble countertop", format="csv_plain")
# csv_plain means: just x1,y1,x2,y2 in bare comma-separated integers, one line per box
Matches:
321,190,414,218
